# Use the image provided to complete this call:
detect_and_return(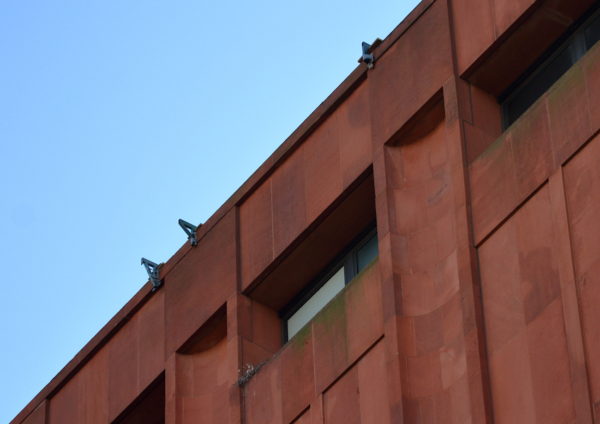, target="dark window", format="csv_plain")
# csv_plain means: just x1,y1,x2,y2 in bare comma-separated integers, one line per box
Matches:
585,13,600,48
357,234,378,272
281,227,378,341
112,374,165,424
501,6,600,128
